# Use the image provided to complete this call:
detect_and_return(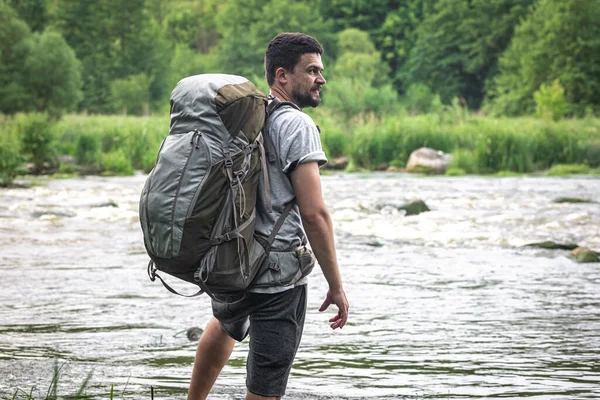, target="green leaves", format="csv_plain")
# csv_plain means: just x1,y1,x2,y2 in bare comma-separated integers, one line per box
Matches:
488,0,600,116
